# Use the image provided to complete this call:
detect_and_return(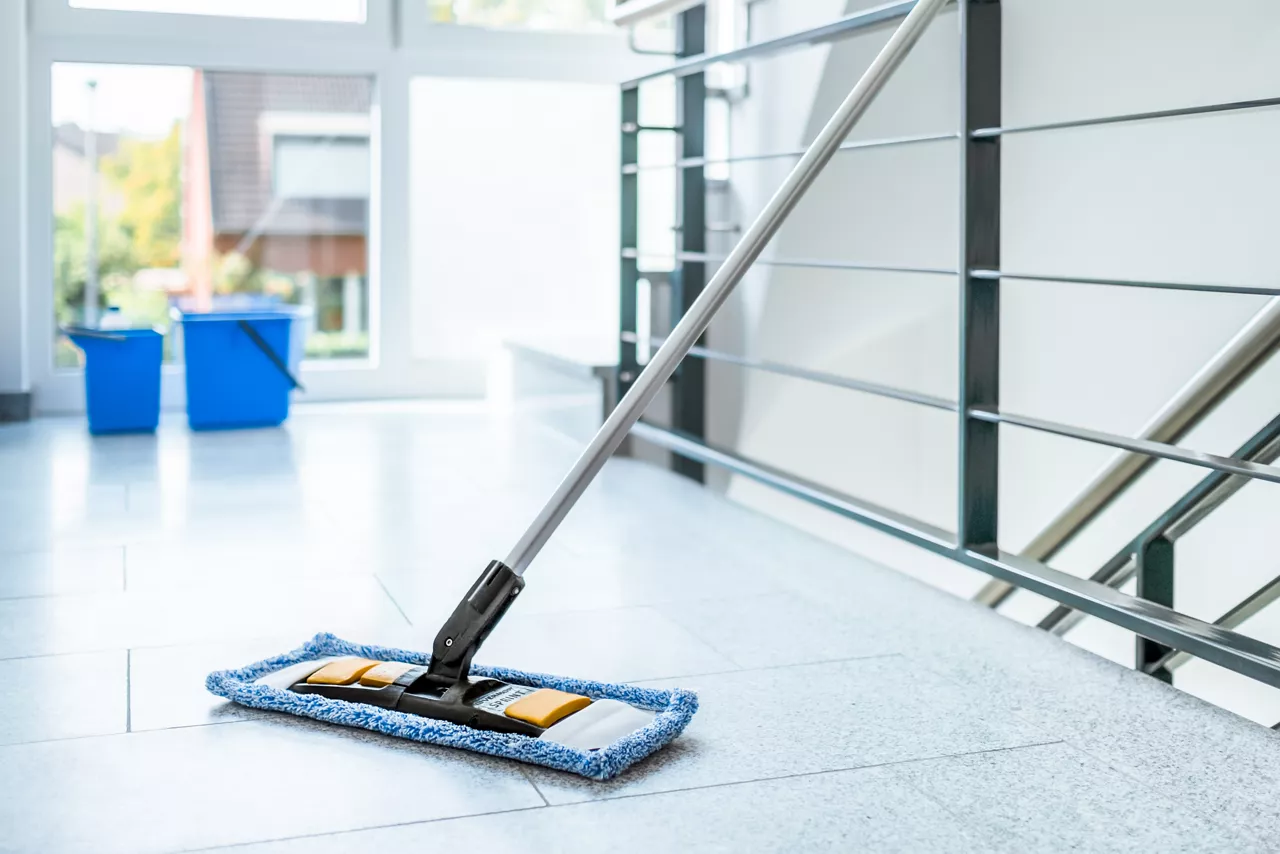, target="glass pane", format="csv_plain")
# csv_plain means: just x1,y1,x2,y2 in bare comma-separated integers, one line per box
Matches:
68,0,367,23
409,77,618,360
52,64,374,368
425,0,608,31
